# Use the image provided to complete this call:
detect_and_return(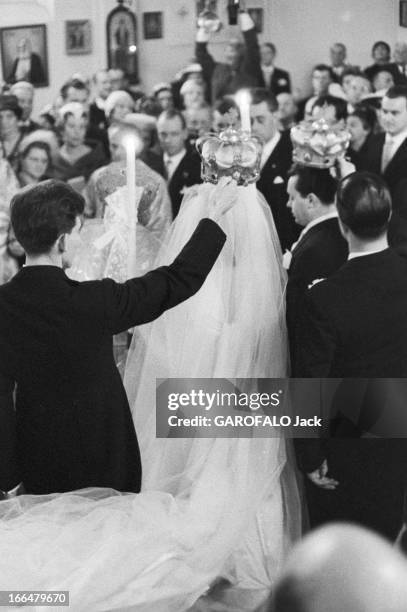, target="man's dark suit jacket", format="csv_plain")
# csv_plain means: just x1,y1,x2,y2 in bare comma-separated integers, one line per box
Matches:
357,132,407,251
256,130,300,251
166,149,202,218
196,27,261,103
89,102,108,131
286,217,348,360
293,249,407,538
259,67,291,96
0,219,225,495
295,249,407,377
